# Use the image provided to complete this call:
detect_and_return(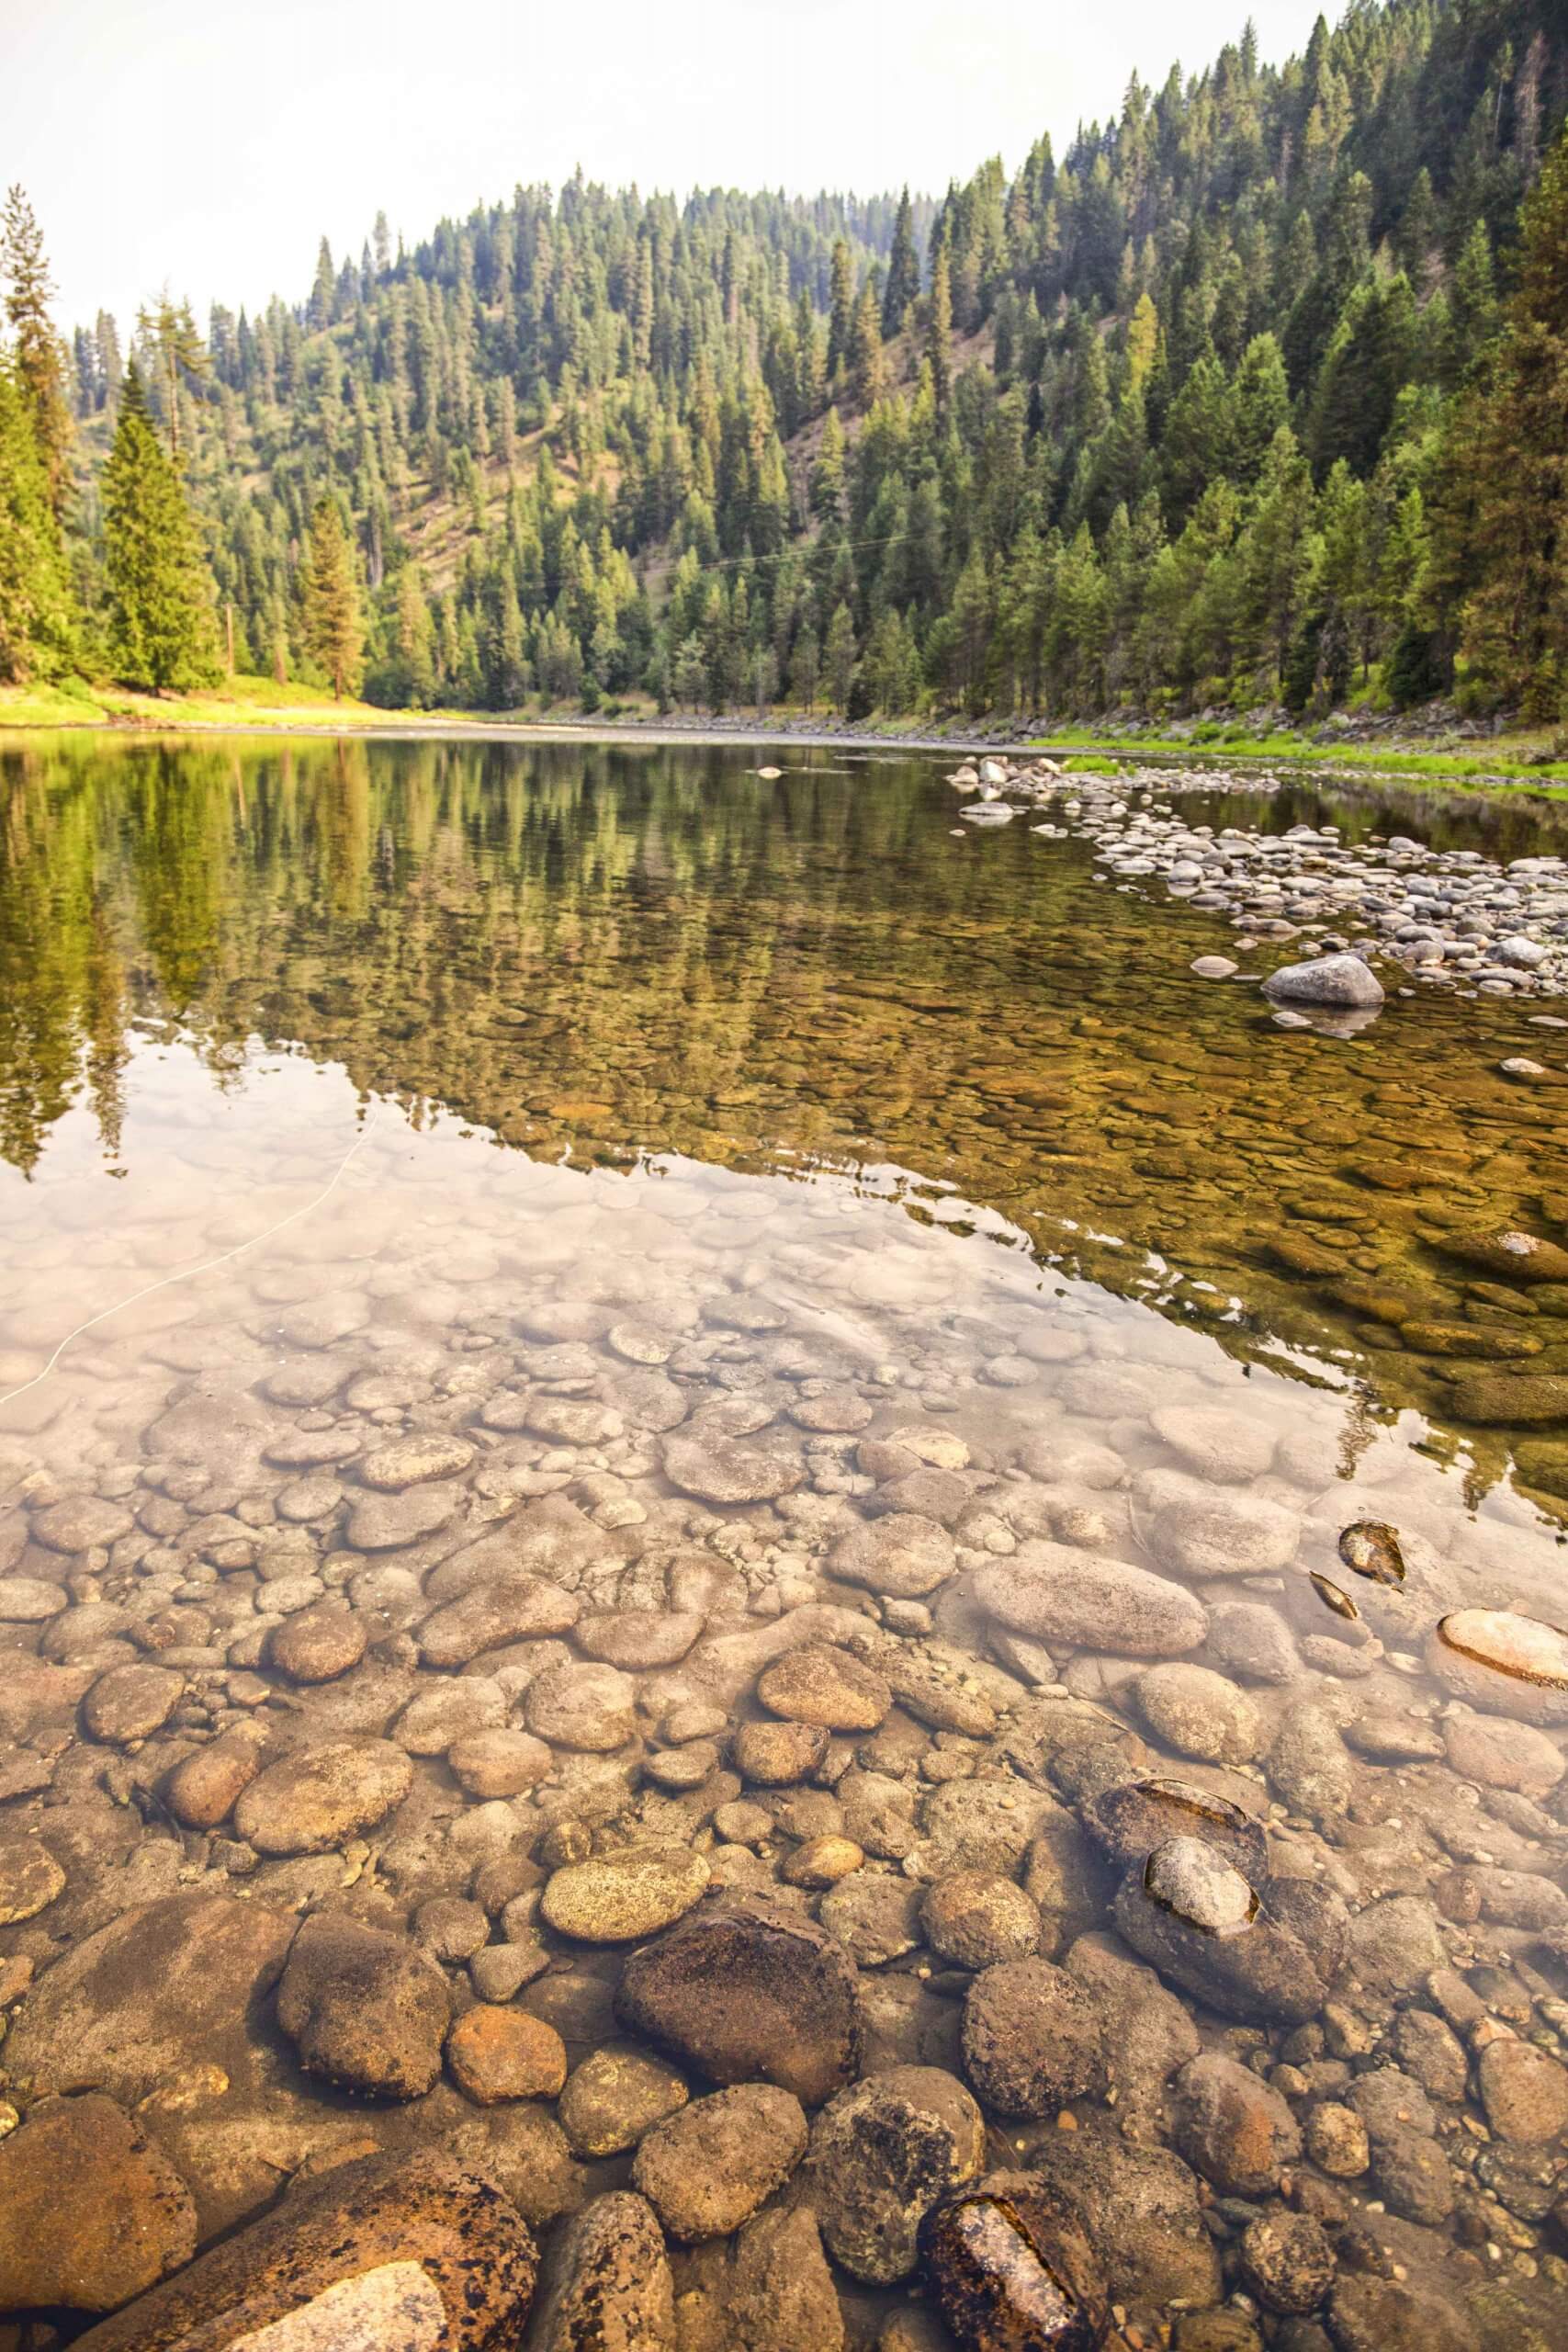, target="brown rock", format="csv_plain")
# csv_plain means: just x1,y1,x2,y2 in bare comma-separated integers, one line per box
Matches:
919,2170,1108,2352
1477,2036,1568,2143
1173,2052,1301,2196
0,1826,66,1925
732,1717,829,1784
757,1644,892,1731
68,2153,536,2352
266,1602,367,1683
276,1912,450,2099
233,1737,412,1854
632,2082,807,2240
163,1733,264,1830
961,1957,1108,2116
446,2007,567,2103
82,1662,184,1745
0,2093,197,2314
615,1894,862,2107
528,2190,674,2352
